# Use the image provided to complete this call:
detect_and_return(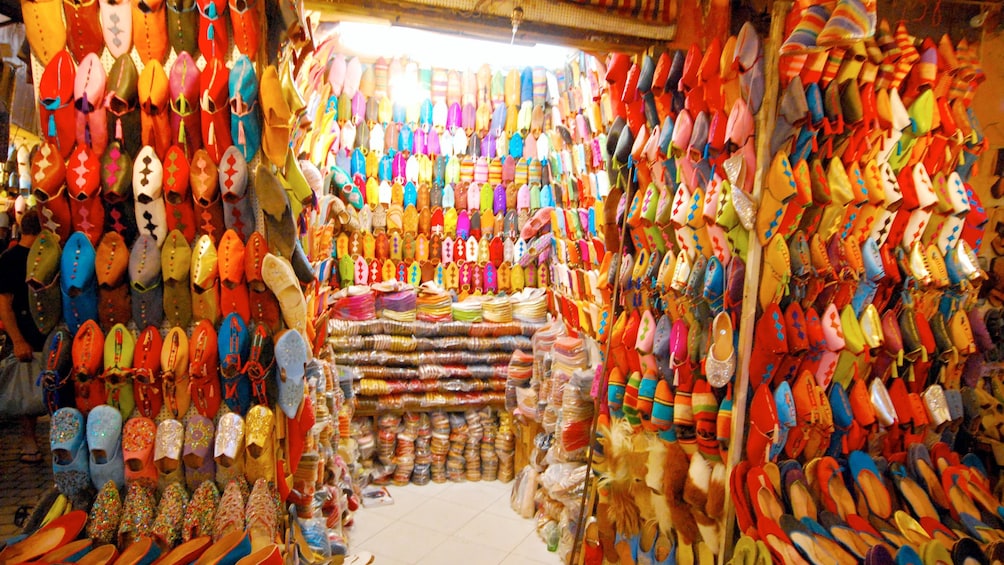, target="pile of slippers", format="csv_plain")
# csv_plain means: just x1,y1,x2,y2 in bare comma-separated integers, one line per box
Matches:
0,508,376,565
328,316,540,414
732,443,1004,564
